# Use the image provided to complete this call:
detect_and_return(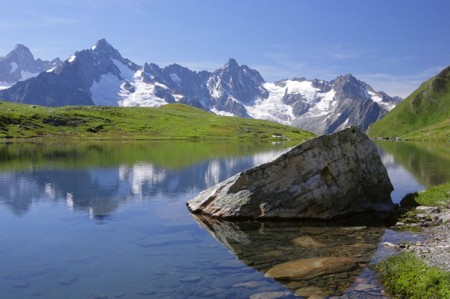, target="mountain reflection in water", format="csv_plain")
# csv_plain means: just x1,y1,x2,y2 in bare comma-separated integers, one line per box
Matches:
0,142,289,218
